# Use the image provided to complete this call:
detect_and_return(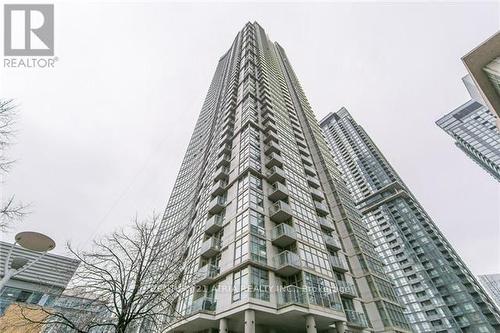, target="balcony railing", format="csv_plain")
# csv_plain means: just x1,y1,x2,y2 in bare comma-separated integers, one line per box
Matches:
330,255,348,272
205,214,223,235
265,153,283,168
208,196,226,214
200,237,221,258
216,154,231,168
194,264,220,285
214,166,229,181
264,141,280,155
267,166,285,183
307,176,320,188
345,309,369,327
337,280,357,298
314,201,329,216
190,296,216,314
324,234,342,250
271,223,296,247
277,285,342,311
210,180,227,197
269,201,292,222
310,188,324,201
274,251,301,276
268,182,289,202
318,217,334,231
